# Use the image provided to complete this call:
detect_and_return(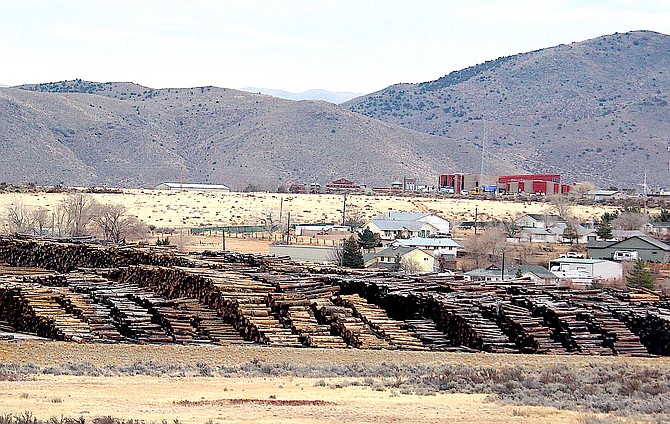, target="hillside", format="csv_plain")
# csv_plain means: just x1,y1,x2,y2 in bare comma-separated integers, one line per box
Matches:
0,81,496,189
241,87,361,104
345,30,670,188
